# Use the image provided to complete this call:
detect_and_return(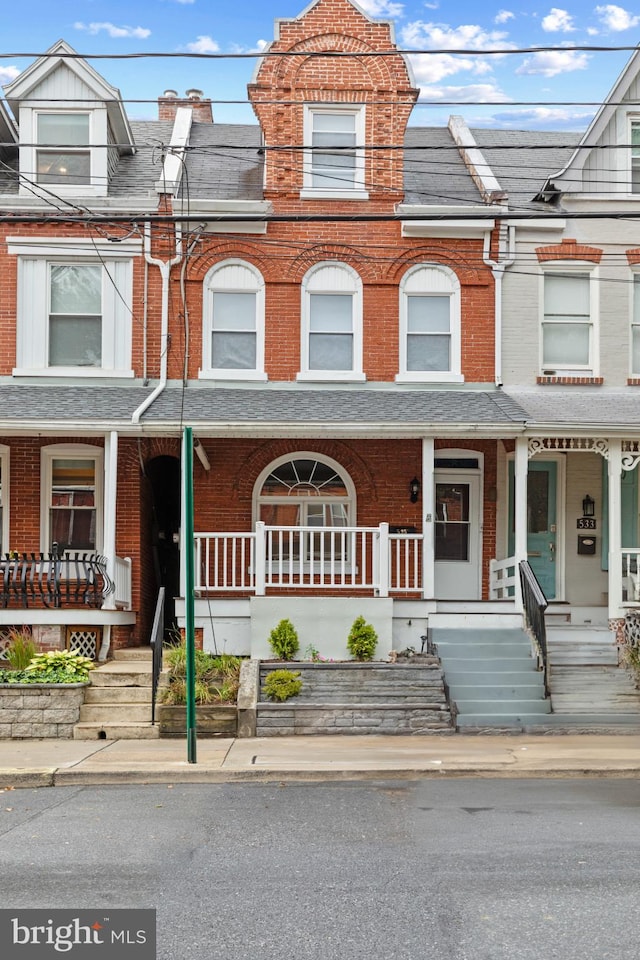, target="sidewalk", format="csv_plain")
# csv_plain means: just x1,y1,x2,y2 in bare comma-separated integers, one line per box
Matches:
1,734,640,788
